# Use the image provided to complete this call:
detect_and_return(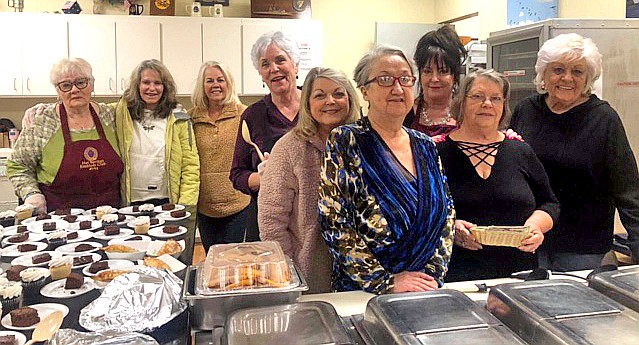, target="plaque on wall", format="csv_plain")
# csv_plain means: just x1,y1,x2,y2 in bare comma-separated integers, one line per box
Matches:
251,0,311,19
150,0,175,16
